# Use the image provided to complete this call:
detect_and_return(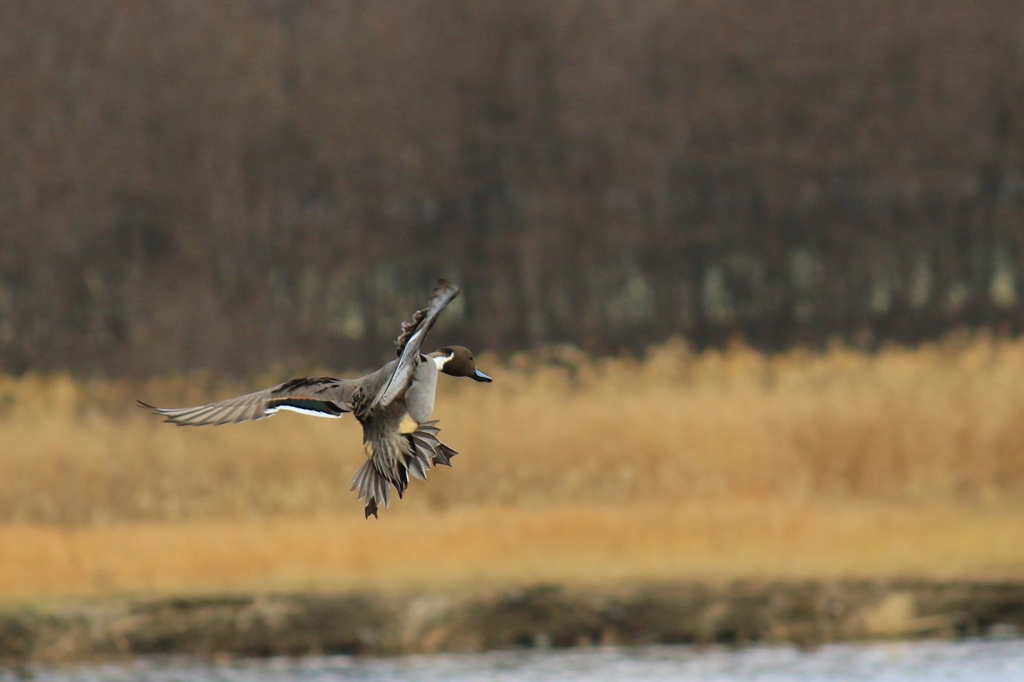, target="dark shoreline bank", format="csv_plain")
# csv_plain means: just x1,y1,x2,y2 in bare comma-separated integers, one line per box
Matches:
2,581,1024,664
